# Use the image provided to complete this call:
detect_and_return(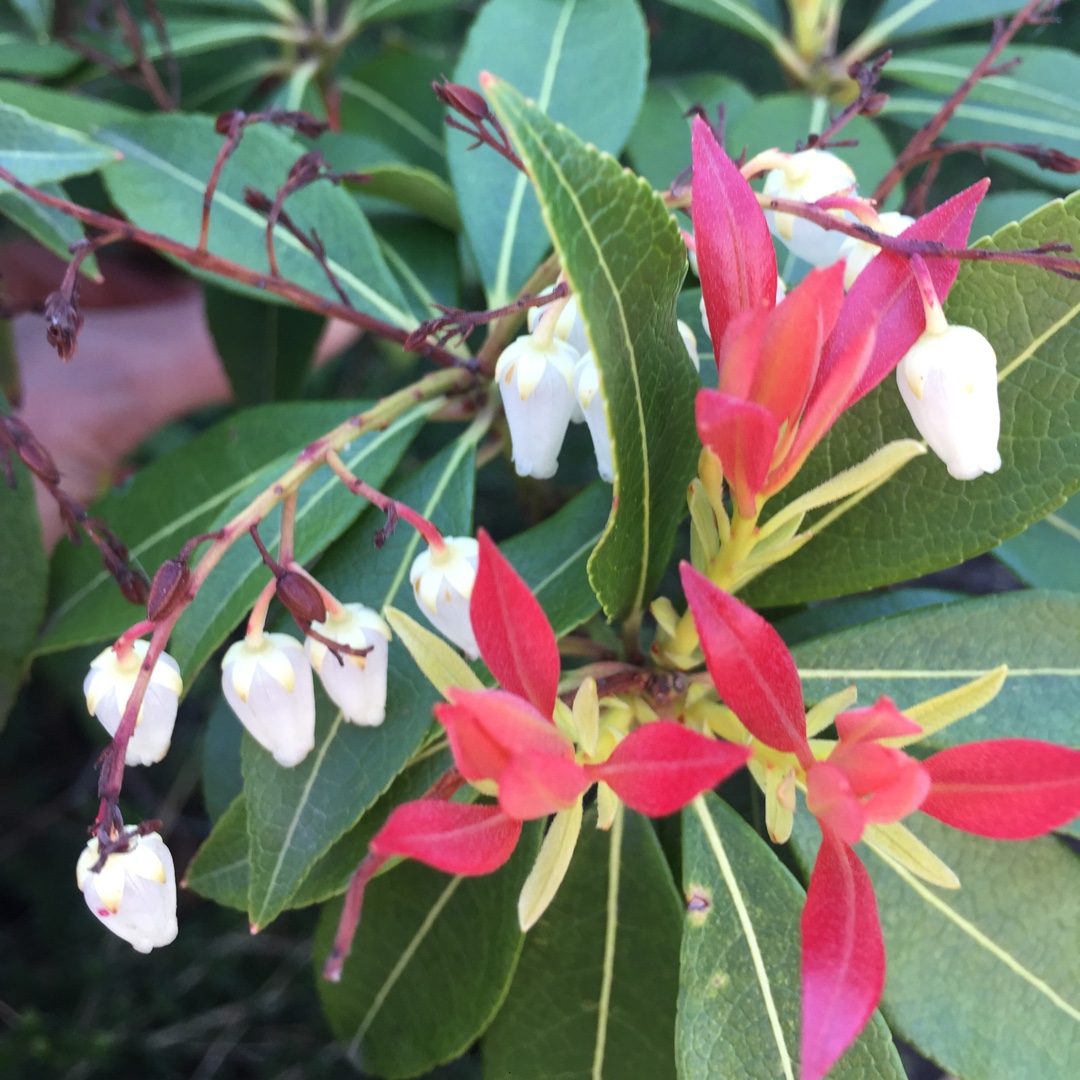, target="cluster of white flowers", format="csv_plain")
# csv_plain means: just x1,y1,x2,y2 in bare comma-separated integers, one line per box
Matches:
495,286,699,482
